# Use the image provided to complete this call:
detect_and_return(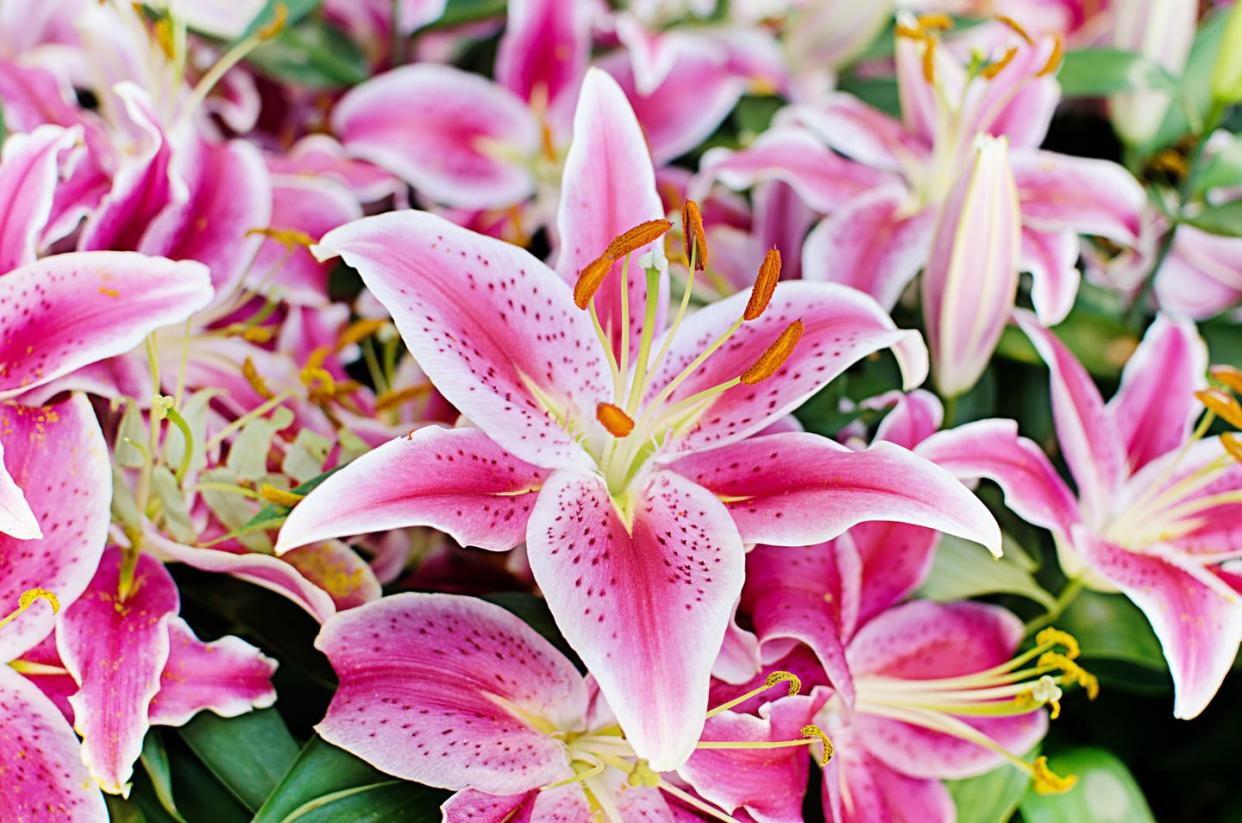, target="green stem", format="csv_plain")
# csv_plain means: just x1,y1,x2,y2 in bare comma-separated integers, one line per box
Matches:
1024,577,1085,636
